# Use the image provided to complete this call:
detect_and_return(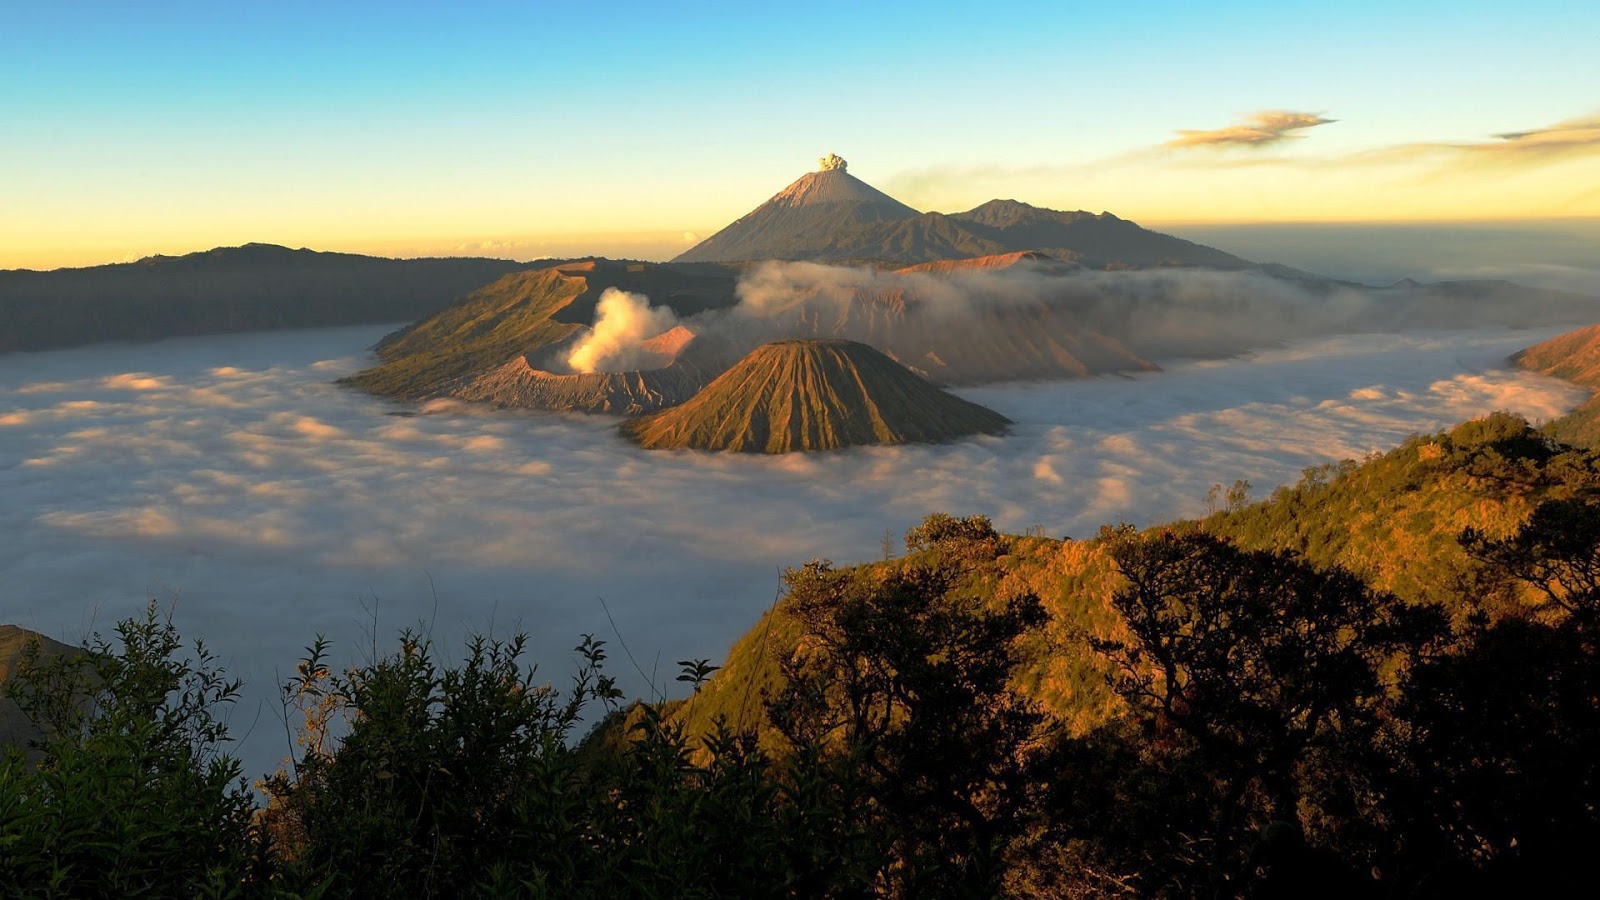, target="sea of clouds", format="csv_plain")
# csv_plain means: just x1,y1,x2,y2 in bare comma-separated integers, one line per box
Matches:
0,322,1590,776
